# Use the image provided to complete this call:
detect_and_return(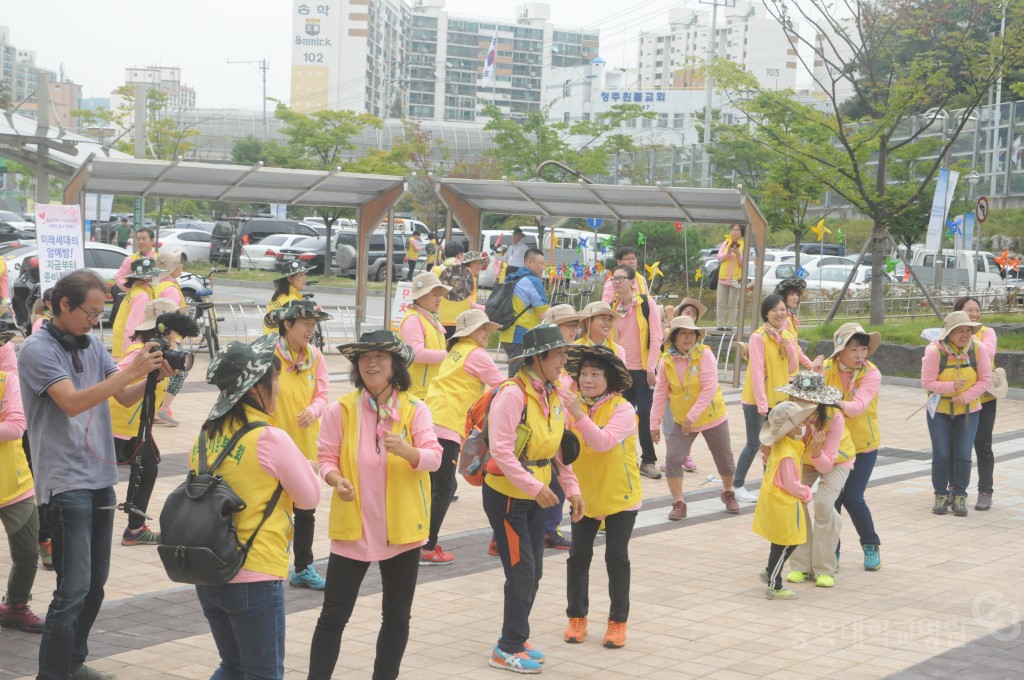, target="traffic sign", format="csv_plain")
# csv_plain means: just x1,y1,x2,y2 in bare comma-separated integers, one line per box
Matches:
976,195,989,223
586,218,604,228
